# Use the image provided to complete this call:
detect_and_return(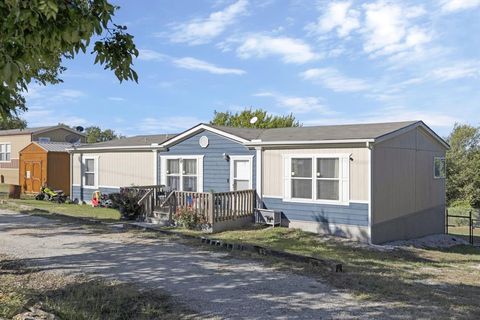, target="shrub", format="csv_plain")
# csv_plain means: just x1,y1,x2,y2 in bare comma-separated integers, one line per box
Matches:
109,189,143,220
173,207,207,230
